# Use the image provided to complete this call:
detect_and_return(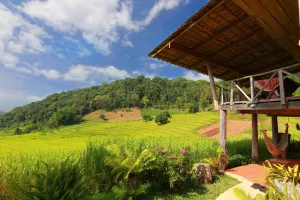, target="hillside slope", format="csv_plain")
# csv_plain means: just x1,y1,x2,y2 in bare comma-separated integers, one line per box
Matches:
0,76,212,129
